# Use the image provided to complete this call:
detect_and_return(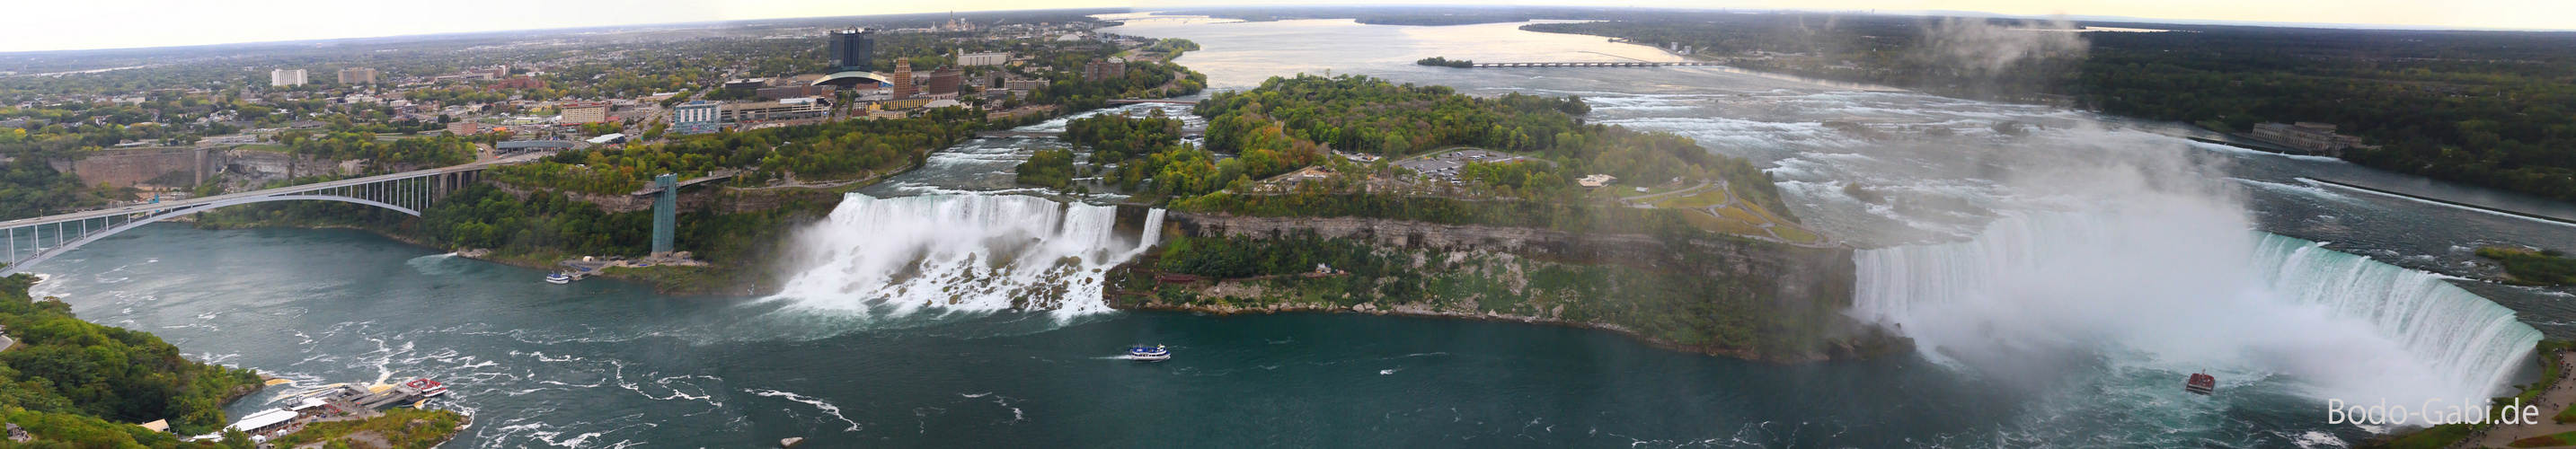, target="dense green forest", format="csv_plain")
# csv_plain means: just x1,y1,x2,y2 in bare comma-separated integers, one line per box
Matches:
0,275,264,446
270,131,476,172
0,162,104,221
1062,111,1184,163
1014,148,1077,189
1414,57,1474,68
1192,75,1751,198
1518,13,2576,202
